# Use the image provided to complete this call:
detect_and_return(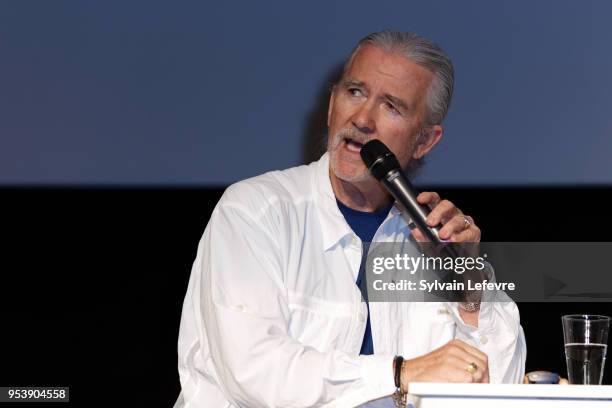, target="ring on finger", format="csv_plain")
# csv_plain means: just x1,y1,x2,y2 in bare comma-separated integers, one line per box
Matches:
461,215,472,231
466,362,478,374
